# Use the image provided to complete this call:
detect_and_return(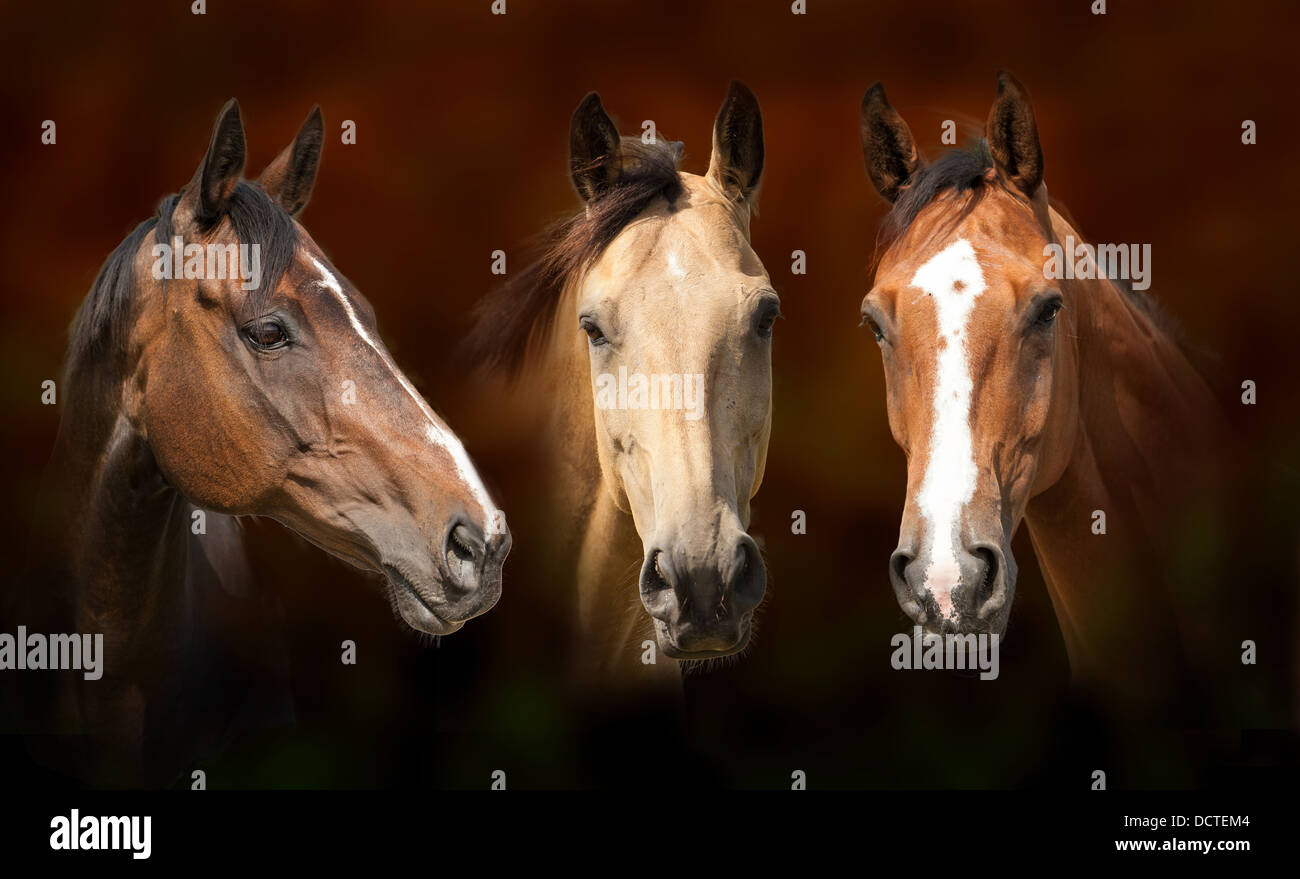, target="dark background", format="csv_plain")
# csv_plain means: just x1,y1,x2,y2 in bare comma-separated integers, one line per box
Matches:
0,0,1296,788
